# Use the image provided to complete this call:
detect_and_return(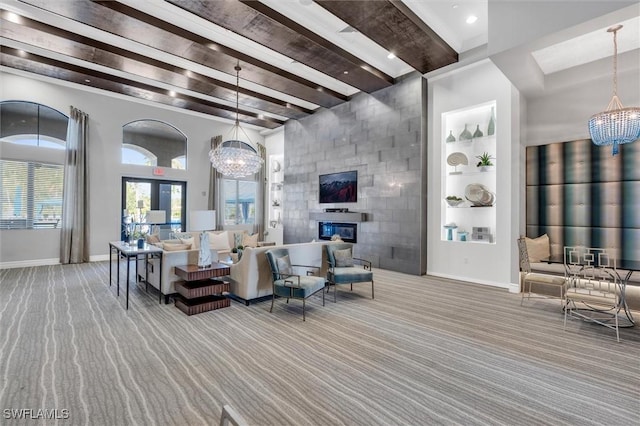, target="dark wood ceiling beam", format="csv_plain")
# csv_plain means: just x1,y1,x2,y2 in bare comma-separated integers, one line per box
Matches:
315,0,458,74
1,46,284,129
0,11,312,118
21,0,347,107
237,0,394,86
167,0,394,93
